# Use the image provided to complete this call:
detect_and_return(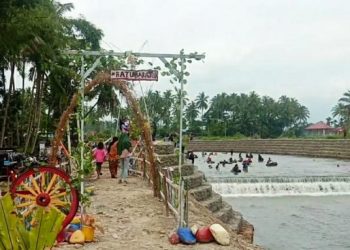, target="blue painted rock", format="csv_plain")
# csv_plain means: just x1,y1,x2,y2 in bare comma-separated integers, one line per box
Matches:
67,224,81,232
177,227,196,244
